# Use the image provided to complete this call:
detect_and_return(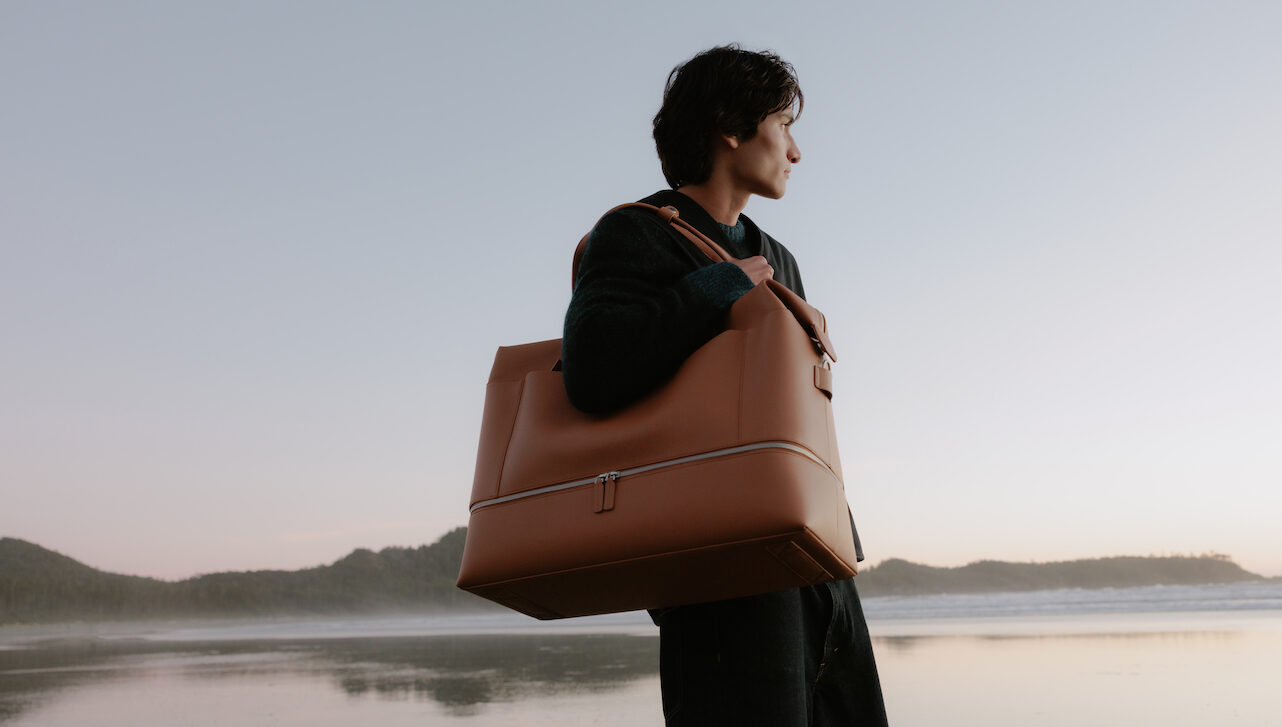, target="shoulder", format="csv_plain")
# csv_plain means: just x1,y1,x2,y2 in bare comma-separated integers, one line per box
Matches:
762,230,799,265
739,214,799,266
592,203,670,239
582,205,677,264
740,214,808,299
580,197,707,272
